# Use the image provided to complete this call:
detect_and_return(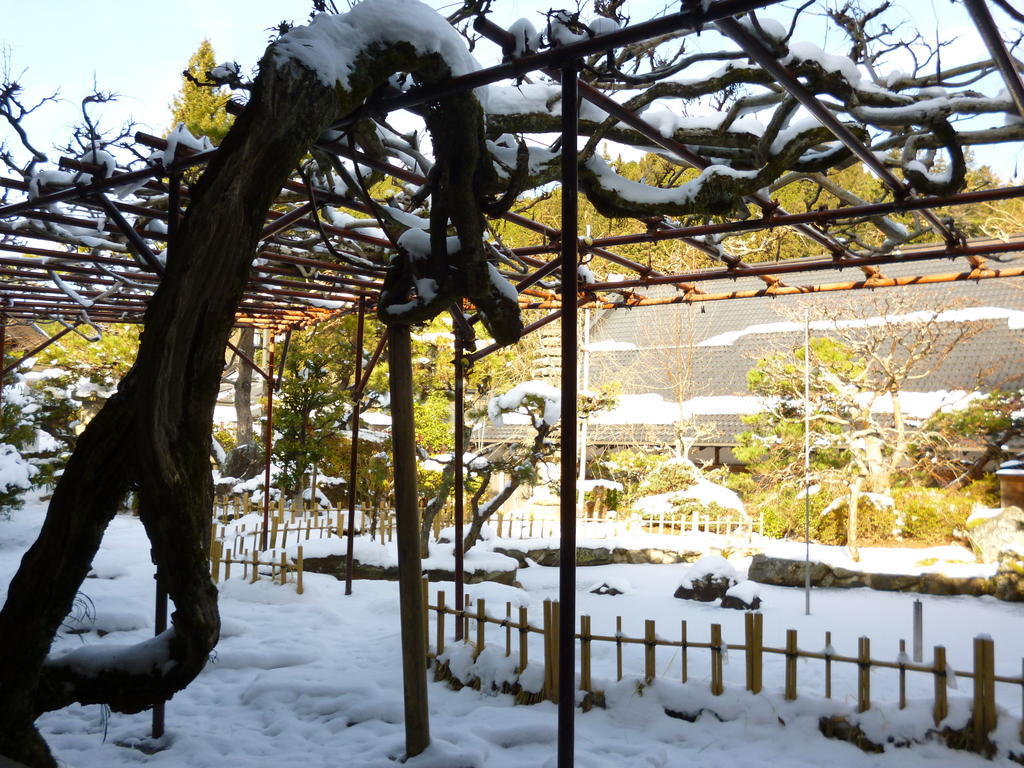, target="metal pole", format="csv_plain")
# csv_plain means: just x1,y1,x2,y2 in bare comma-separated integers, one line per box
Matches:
453,334,466,640
345,298,366,595
151,567,168,738
261,333,275,551
804,308,812,616
557,63,579,768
